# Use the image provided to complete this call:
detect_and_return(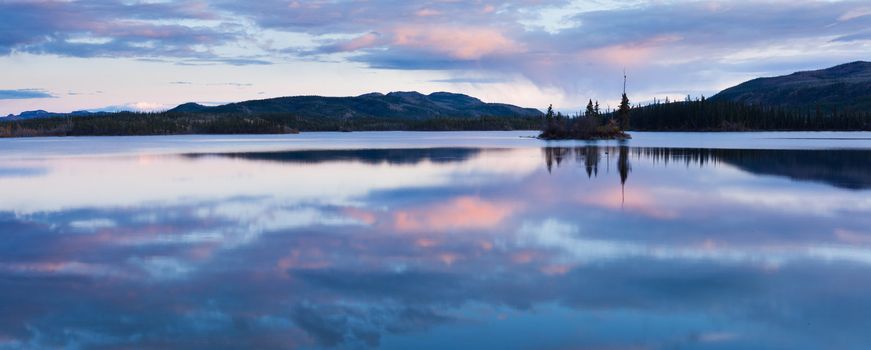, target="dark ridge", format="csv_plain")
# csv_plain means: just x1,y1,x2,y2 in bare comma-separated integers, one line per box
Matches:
165,91,543,119
710,61,871,112
169,102,208,113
